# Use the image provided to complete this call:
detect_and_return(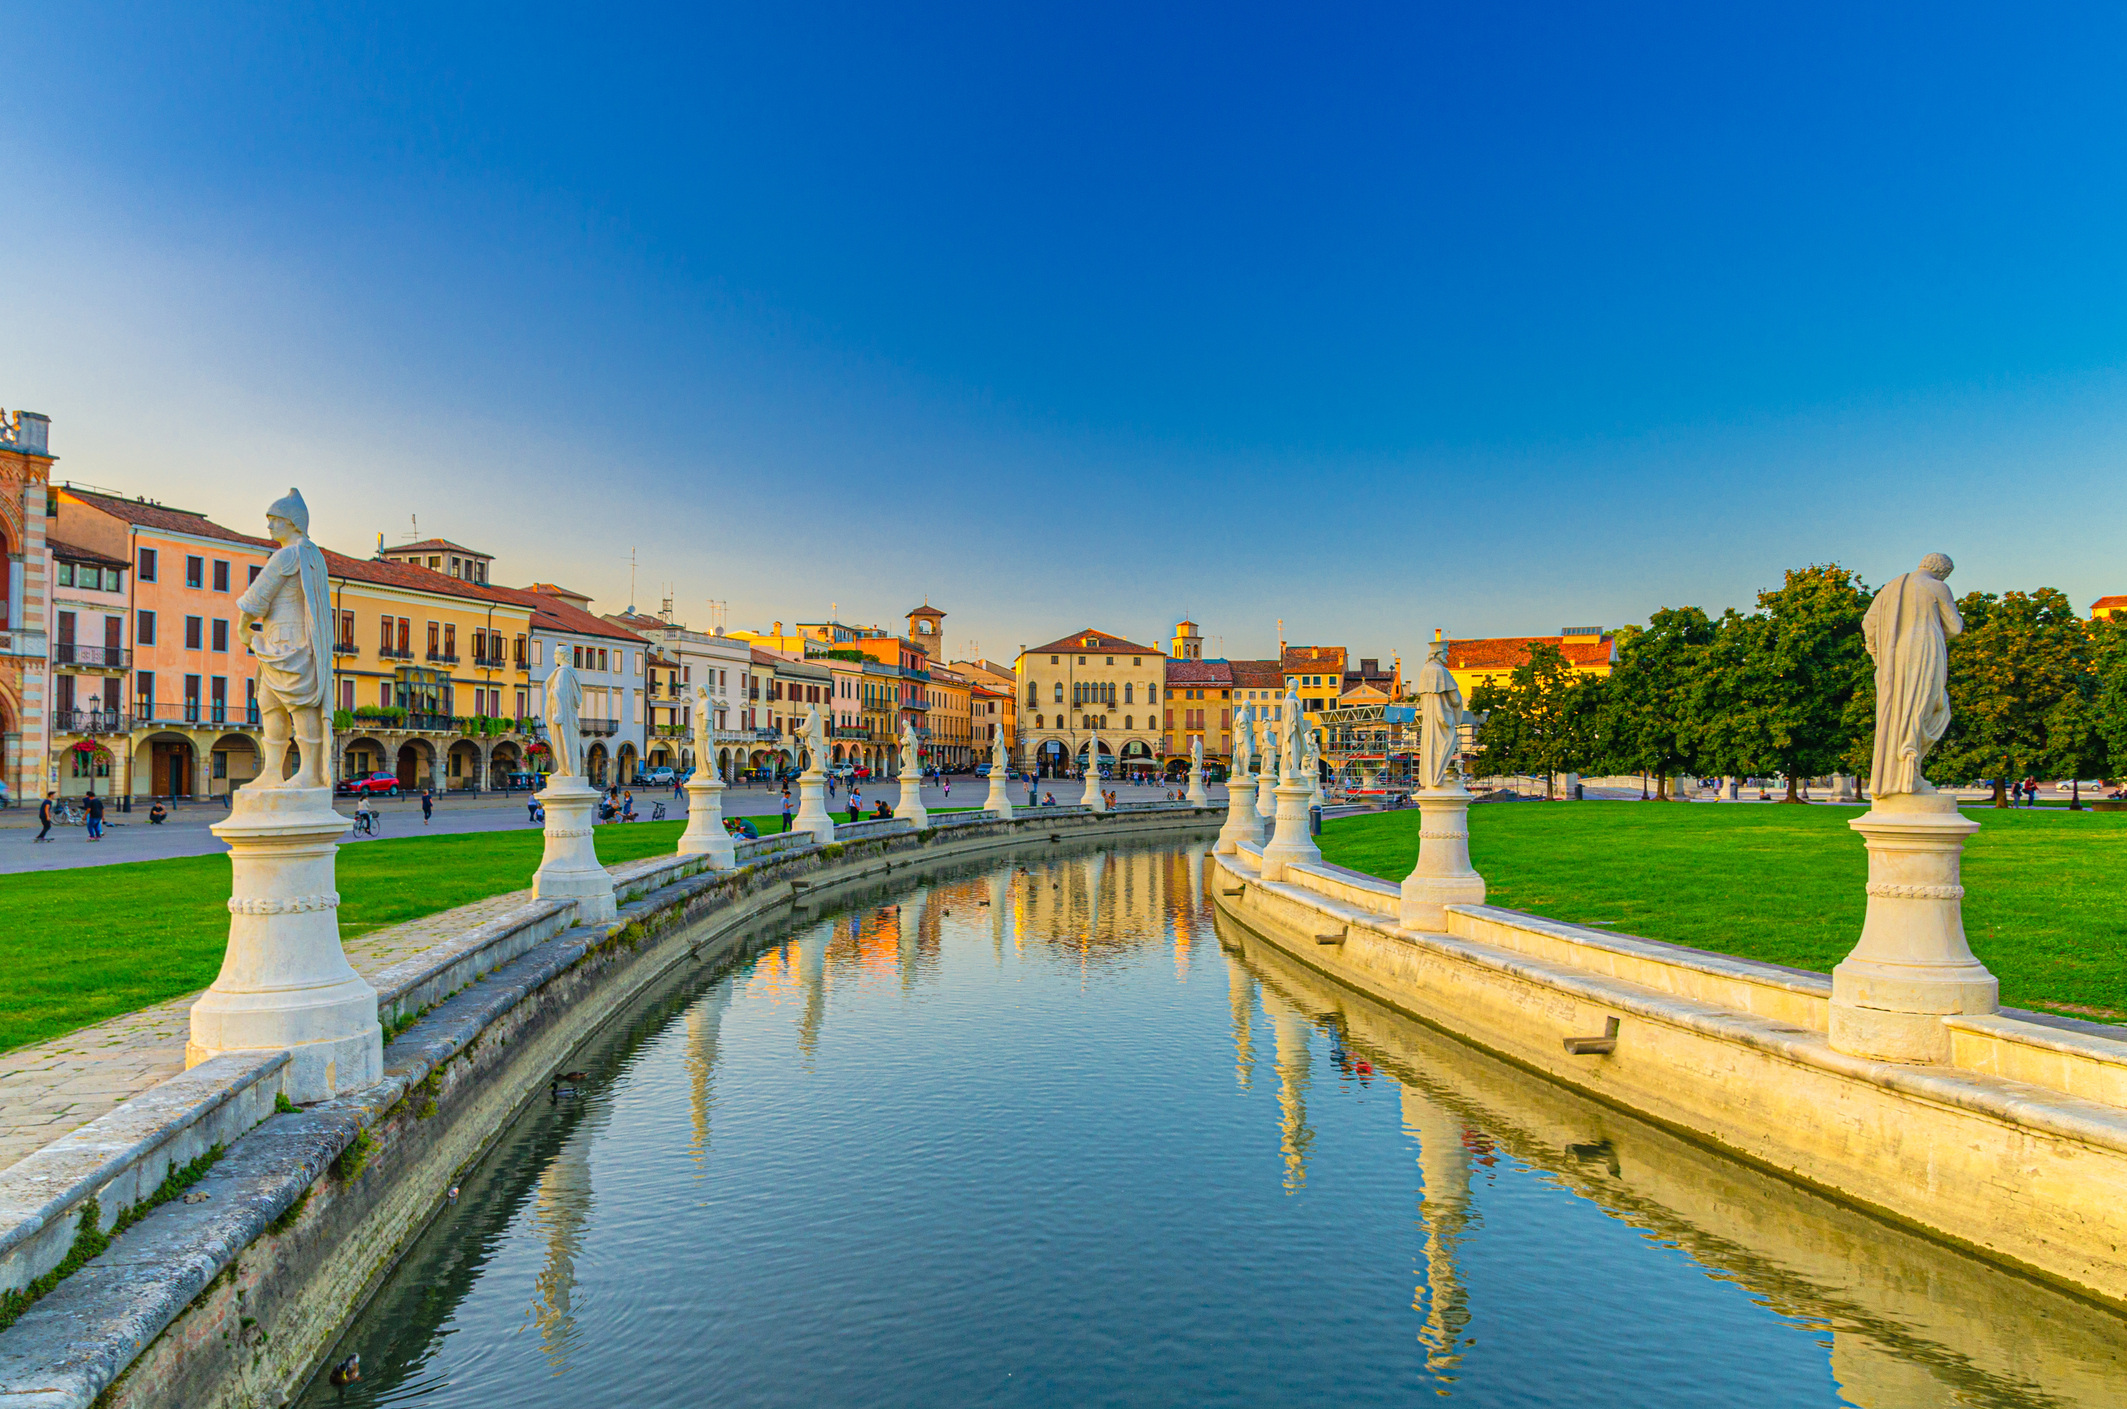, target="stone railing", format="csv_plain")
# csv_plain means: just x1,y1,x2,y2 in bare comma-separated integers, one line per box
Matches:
832,818,914,842
0,1053,289,1299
